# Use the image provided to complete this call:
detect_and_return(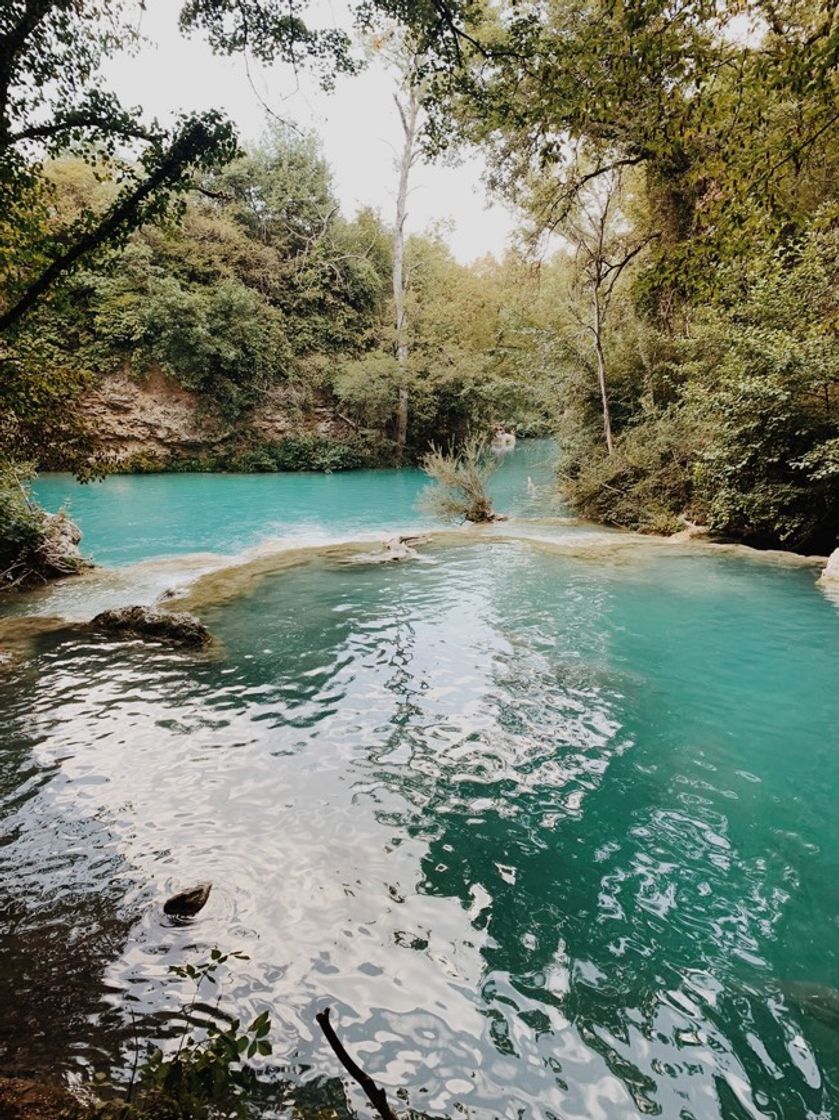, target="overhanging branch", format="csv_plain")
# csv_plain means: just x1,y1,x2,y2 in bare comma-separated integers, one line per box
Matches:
0,120,222,334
